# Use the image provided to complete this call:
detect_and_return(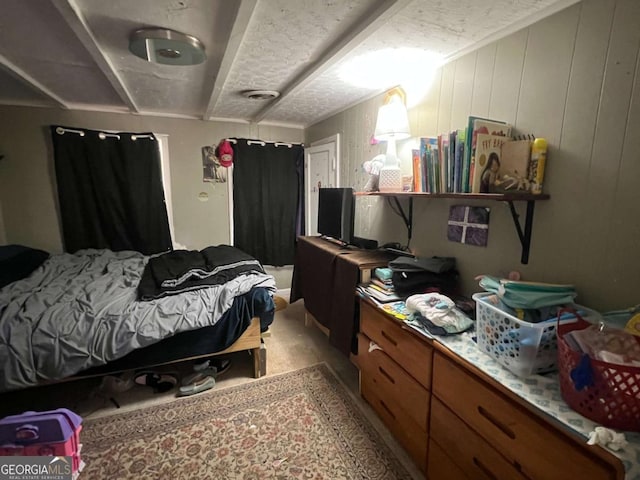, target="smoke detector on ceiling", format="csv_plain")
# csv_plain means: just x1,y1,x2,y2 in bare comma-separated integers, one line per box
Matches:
242,90,280,100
